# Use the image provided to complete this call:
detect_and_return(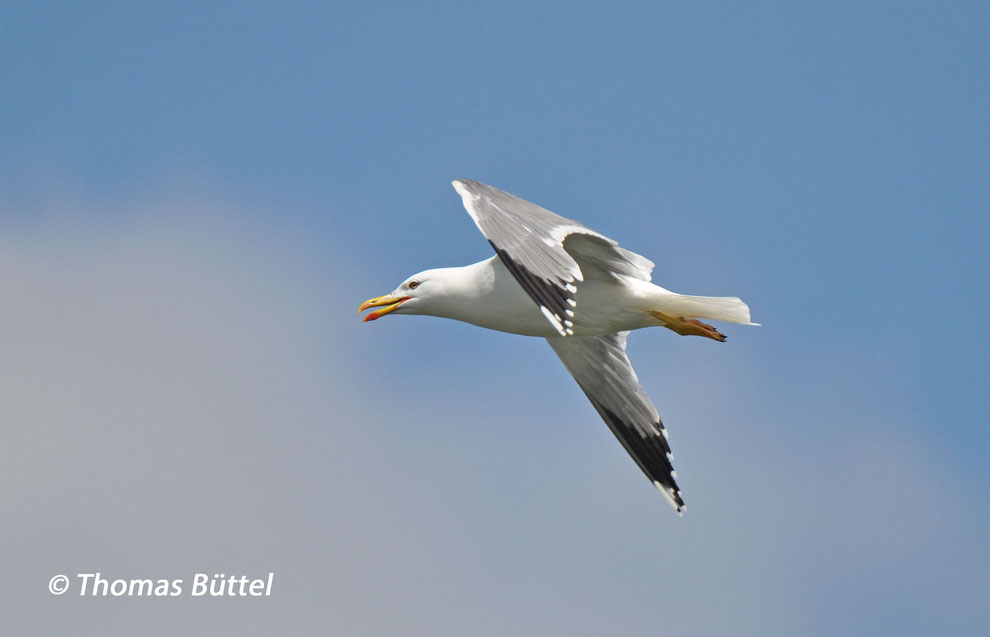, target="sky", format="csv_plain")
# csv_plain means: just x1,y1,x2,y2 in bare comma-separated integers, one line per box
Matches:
2,2,988,635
